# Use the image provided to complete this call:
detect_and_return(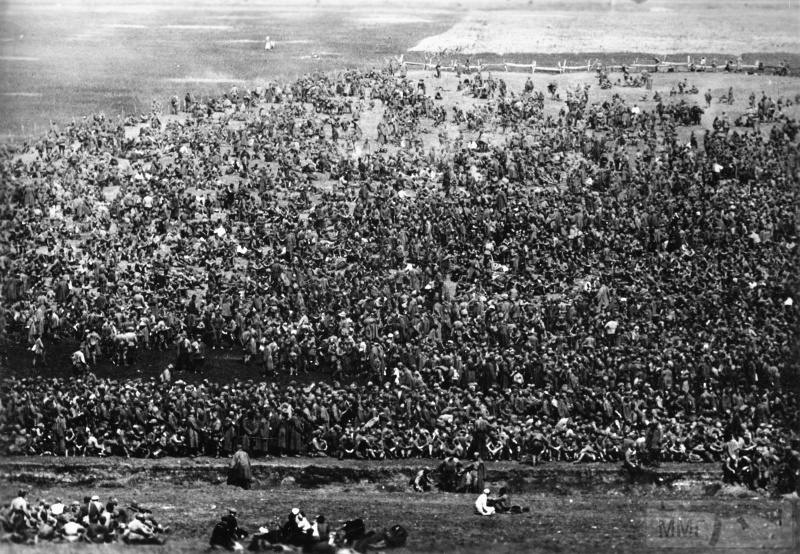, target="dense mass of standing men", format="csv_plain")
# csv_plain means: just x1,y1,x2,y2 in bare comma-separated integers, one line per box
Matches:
1,63,799,494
